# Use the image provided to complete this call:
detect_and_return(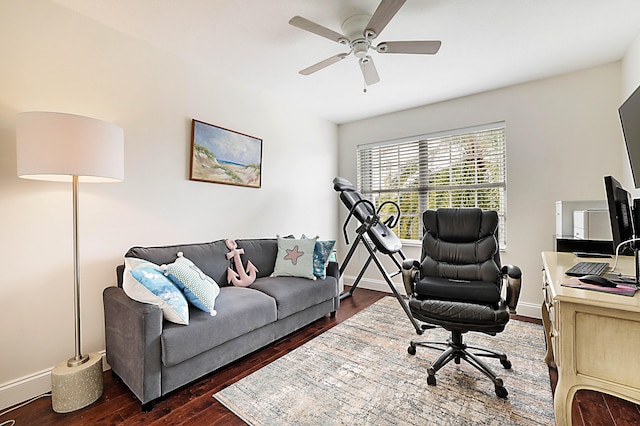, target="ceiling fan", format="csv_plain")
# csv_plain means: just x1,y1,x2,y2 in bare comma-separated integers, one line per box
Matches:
289,0,441,89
